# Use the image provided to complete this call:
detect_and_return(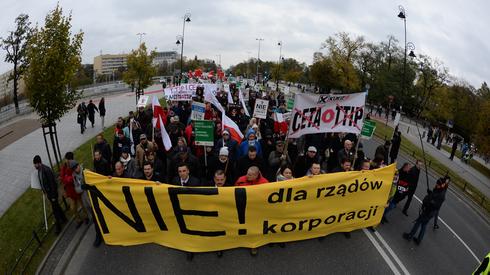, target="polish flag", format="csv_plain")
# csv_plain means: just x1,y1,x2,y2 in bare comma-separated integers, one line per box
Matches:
152,96,172,151
222,112,243,144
